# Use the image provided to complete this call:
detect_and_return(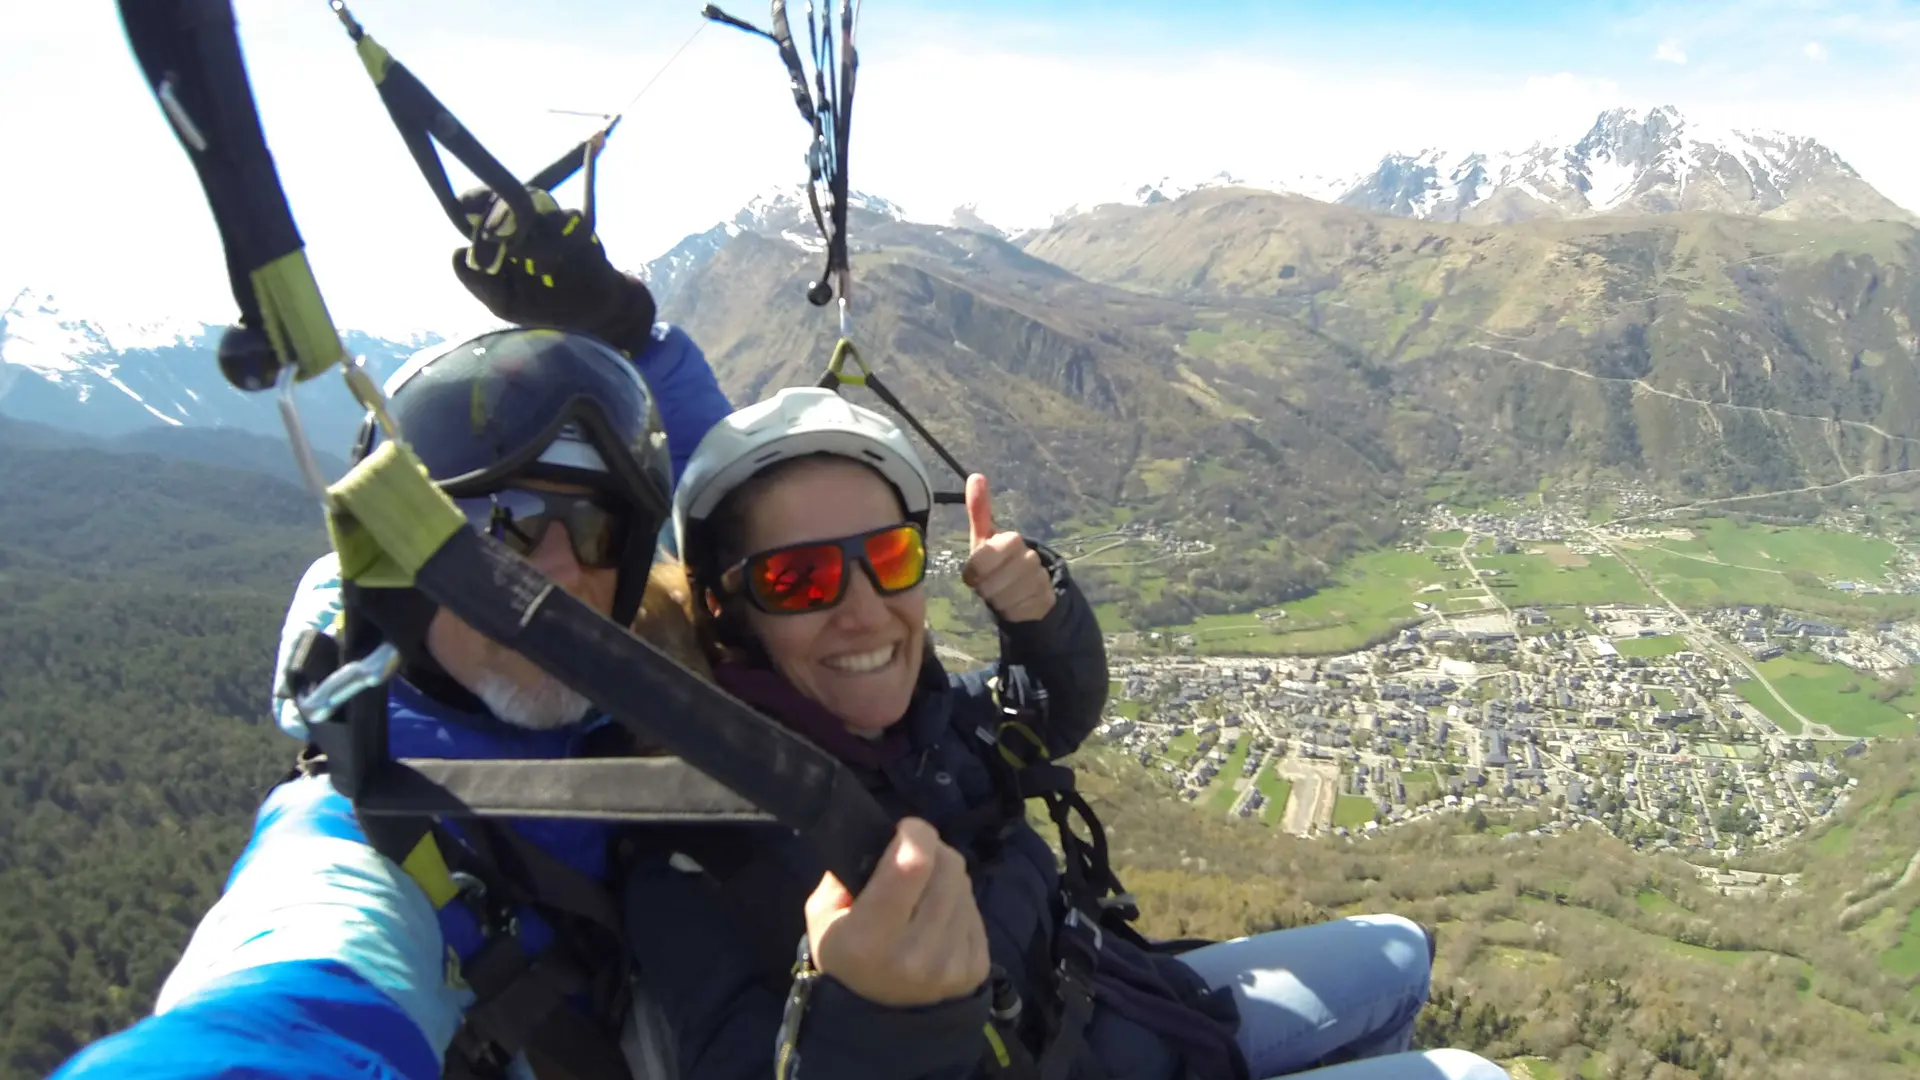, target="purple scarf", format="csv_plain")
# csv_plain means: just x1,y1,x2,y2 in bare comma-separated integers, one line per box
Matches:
714,662,913,771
